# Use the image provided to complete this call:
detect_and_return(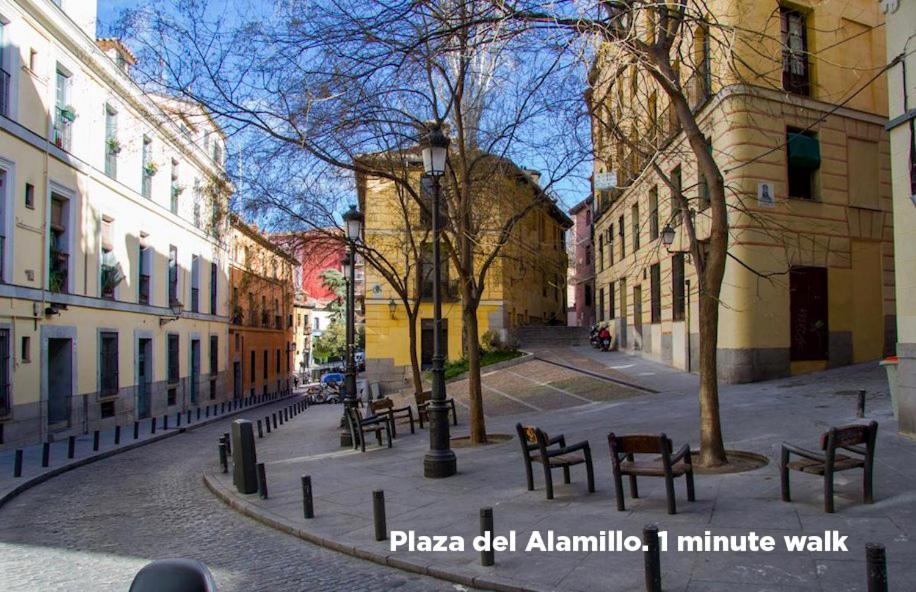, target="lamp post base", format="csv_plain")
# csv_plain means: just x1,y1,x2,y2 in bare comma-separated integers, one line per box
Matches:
423,449,457,478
